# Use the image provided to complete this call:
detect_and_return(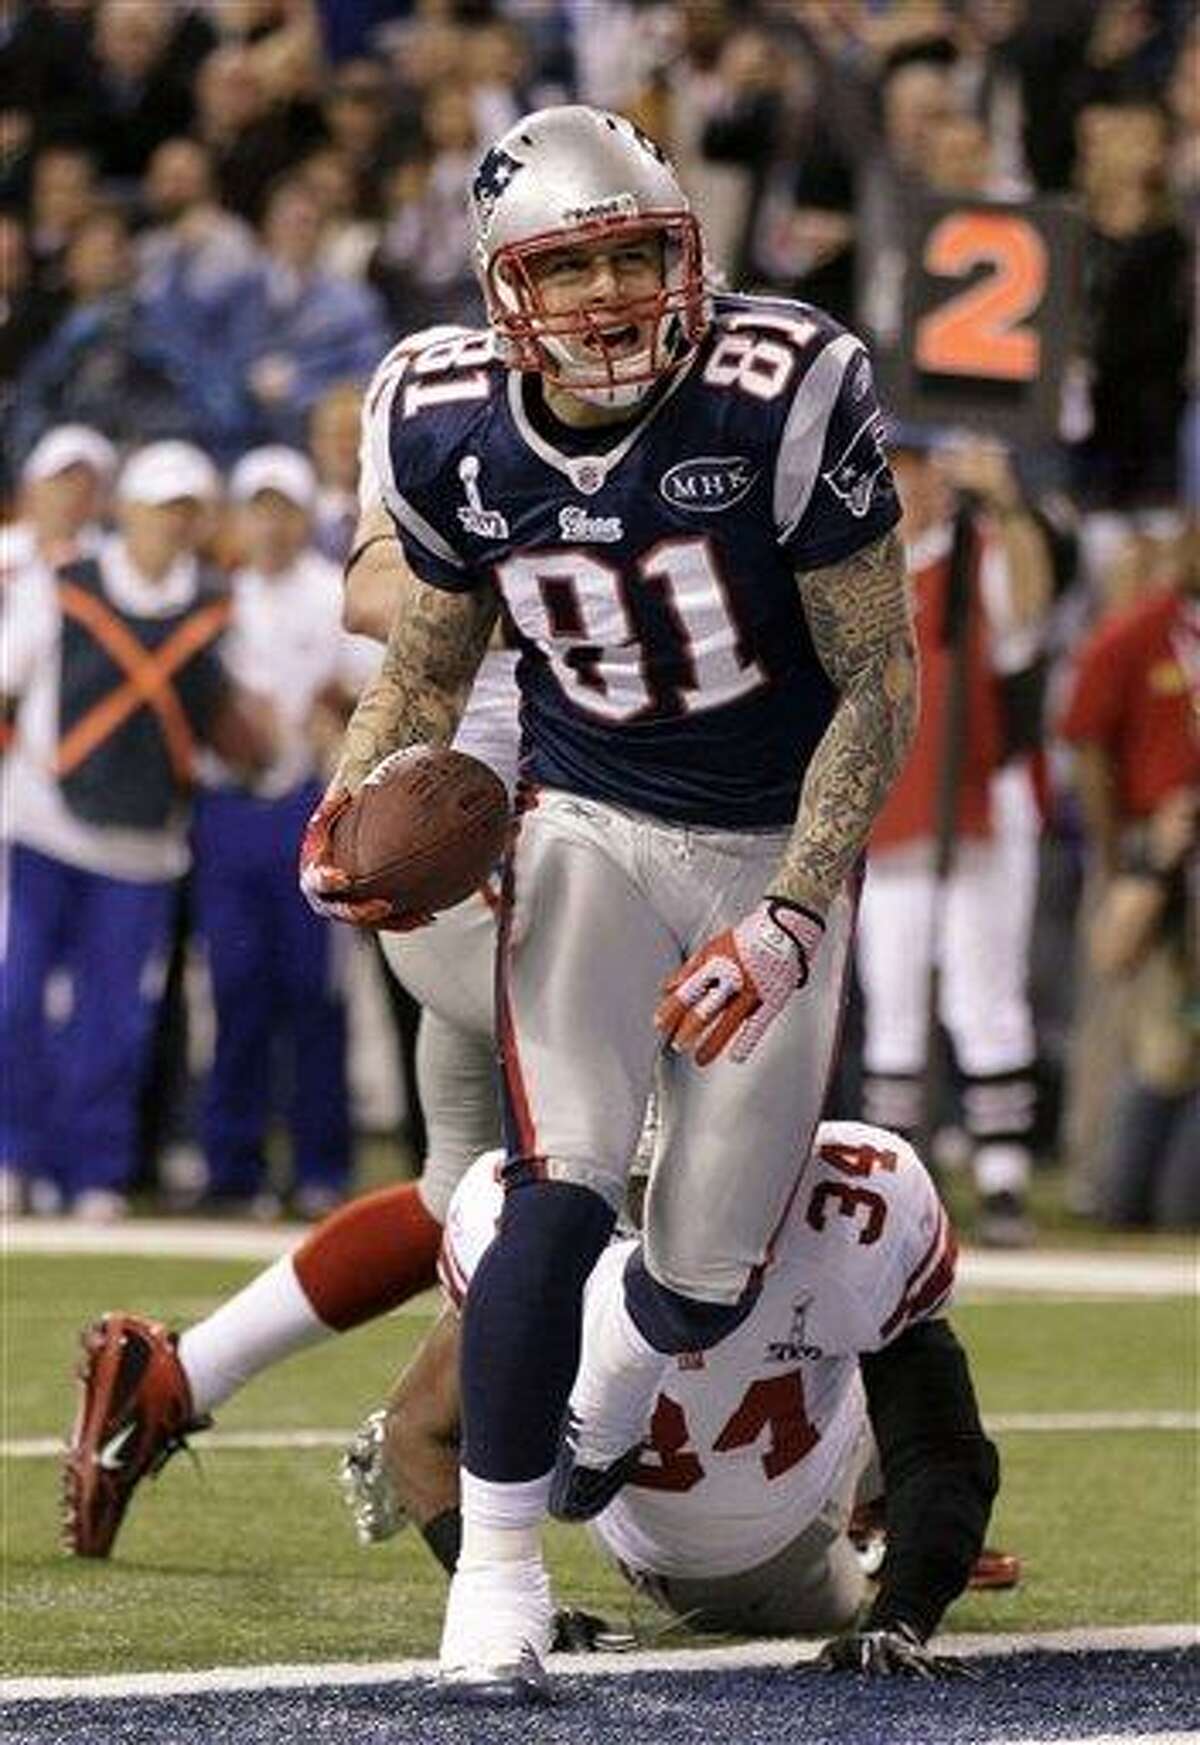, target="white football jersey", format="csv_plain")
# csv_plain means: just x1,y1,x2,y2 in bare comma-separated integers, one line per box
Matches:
440,1120,956,1580
358,333,521,801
